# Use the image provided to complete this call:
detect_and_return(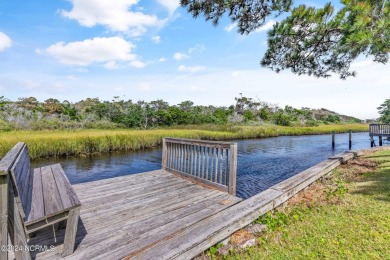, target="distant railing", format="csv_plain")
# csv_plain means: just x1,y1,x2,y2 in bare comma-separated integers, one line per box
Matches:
162,138,237,195
369,124,390,136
